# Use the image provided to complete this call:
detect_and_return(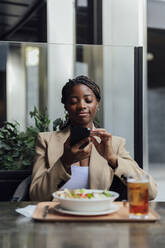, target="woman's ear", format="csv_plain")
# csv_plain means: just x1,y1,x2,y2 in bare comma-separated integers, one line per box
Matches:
96,103,99,112
64,105,68,111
